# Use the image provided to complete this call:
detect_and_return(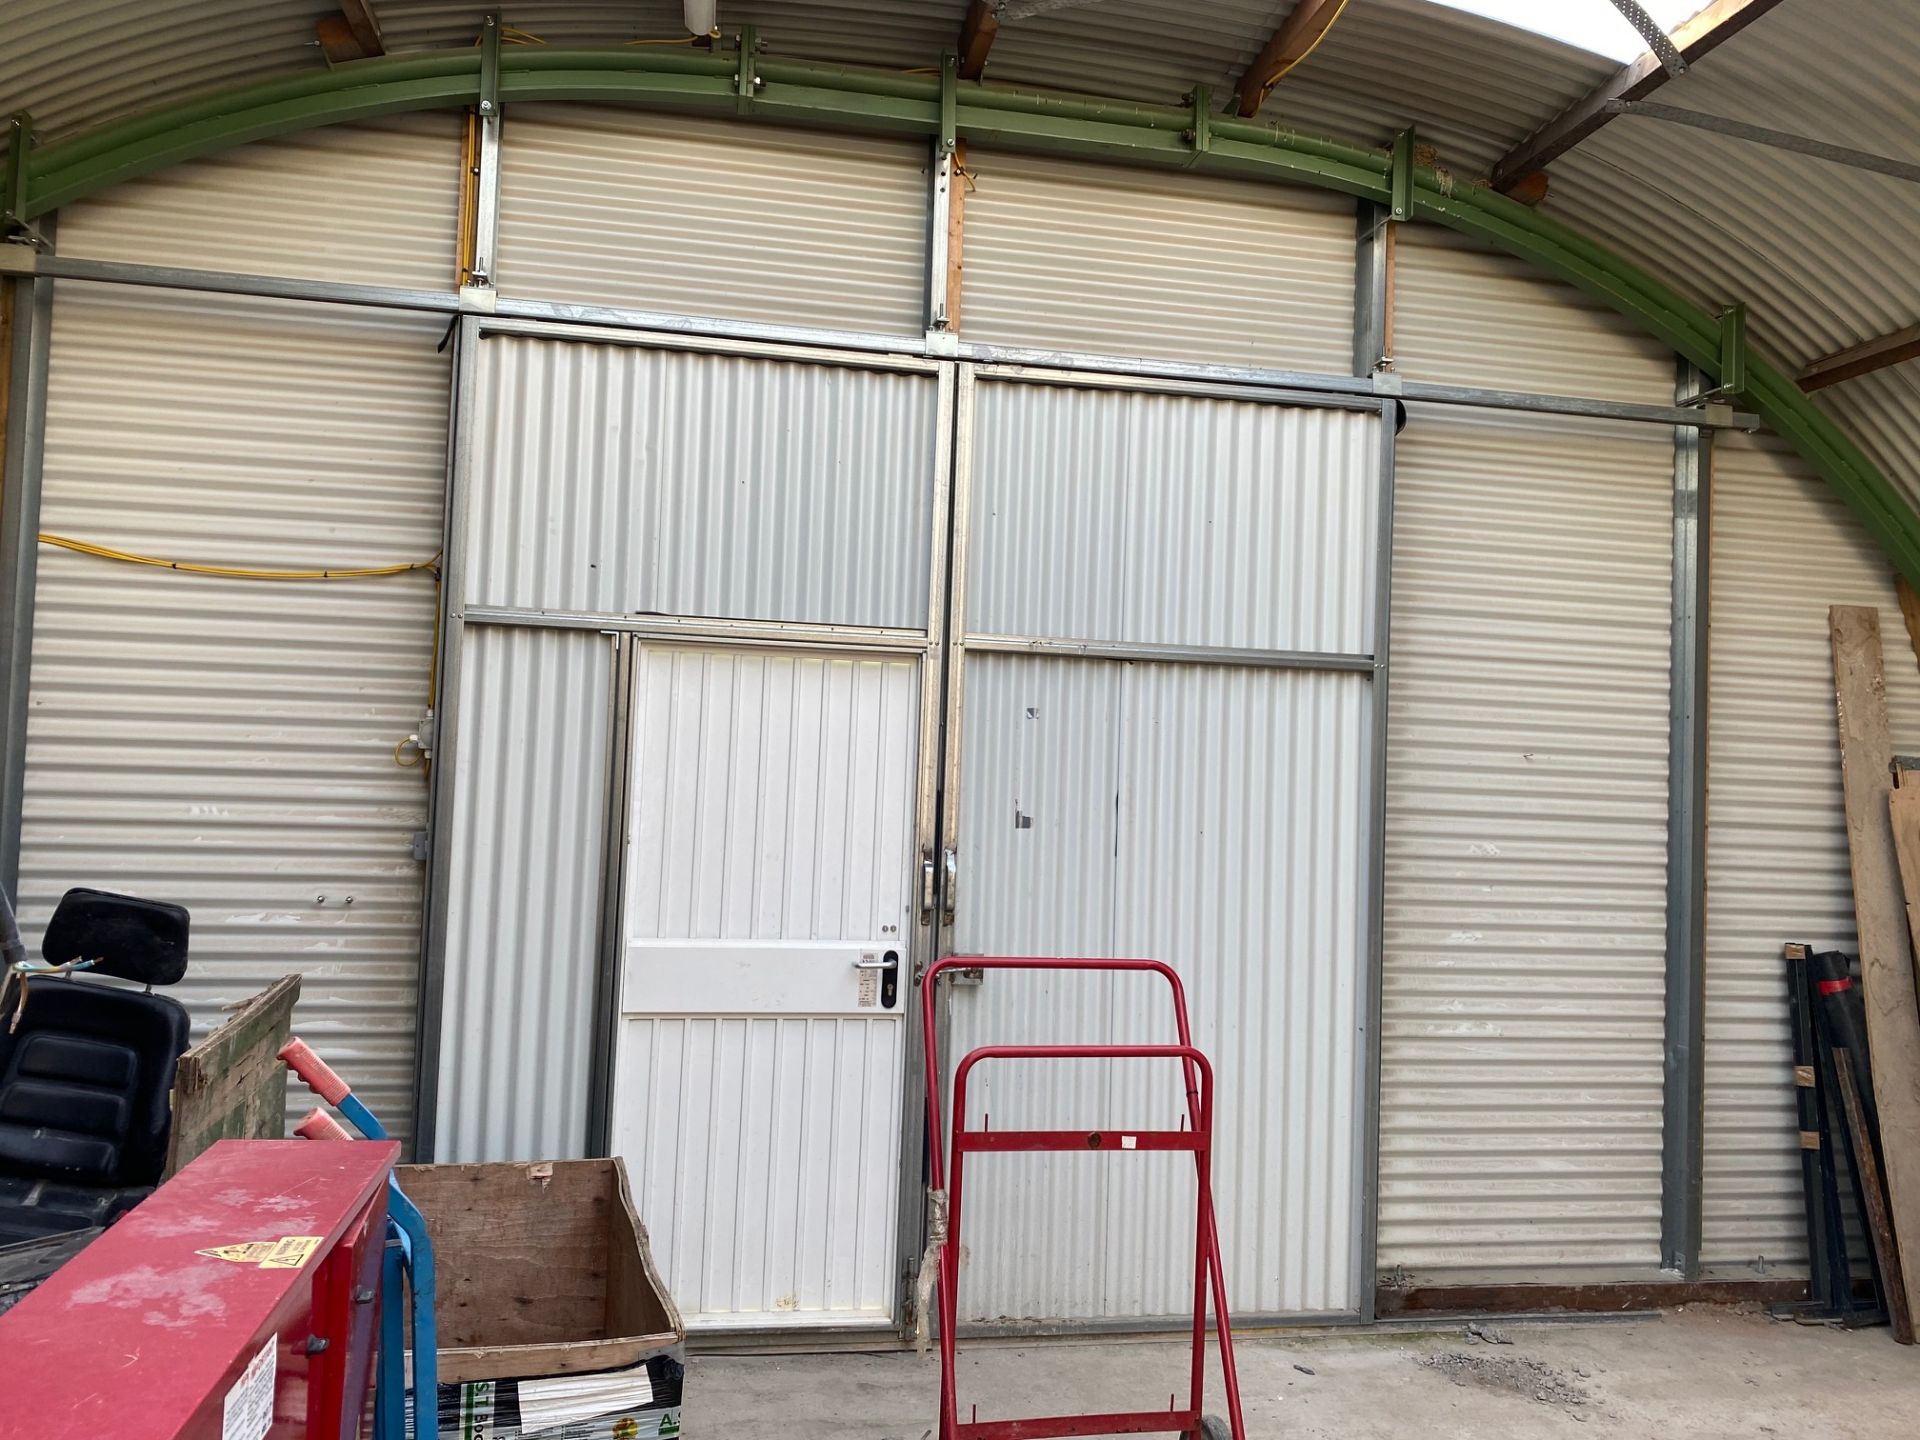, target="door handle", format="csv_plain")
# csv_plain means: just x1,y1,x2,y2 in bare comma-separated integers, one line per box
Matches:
920,854,936,925
942,847,957,925
852,950,901,1009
